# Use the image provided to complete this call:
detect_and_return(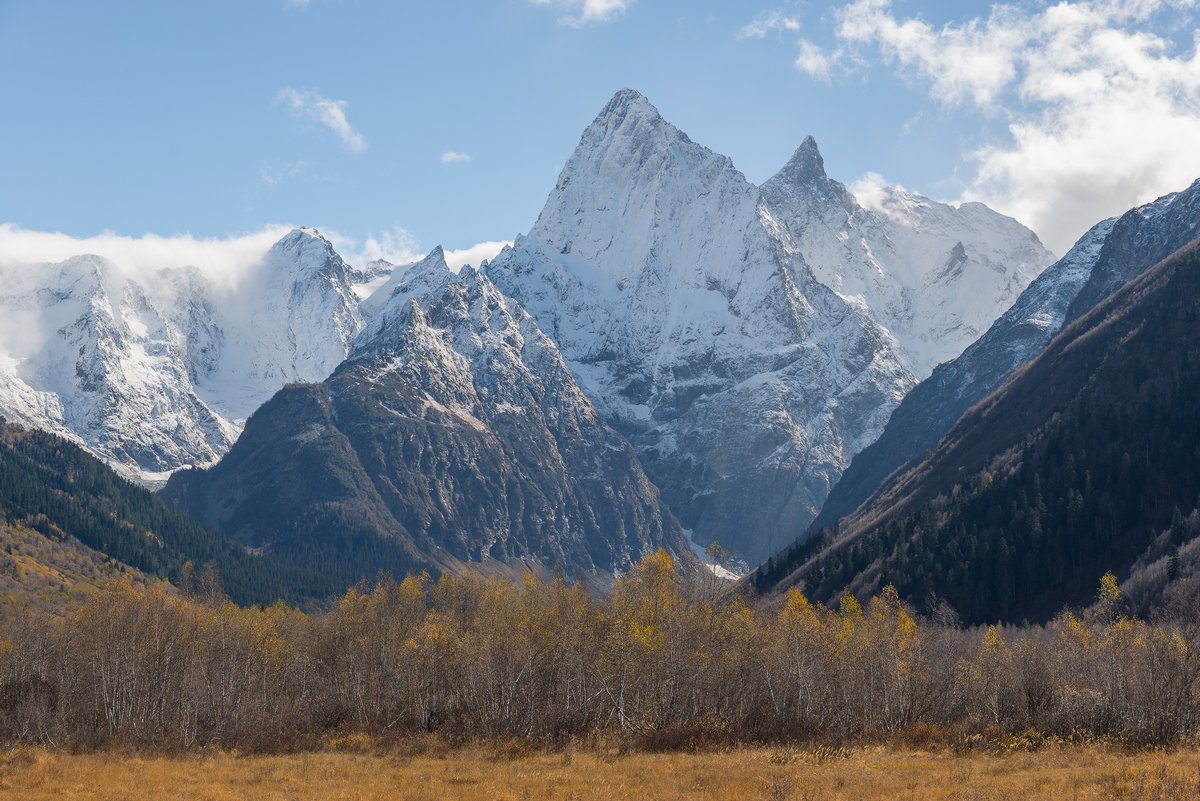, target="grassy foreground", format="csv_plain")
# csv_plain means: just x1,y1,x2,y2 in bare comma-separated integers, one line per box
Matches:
2,744,1200,801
